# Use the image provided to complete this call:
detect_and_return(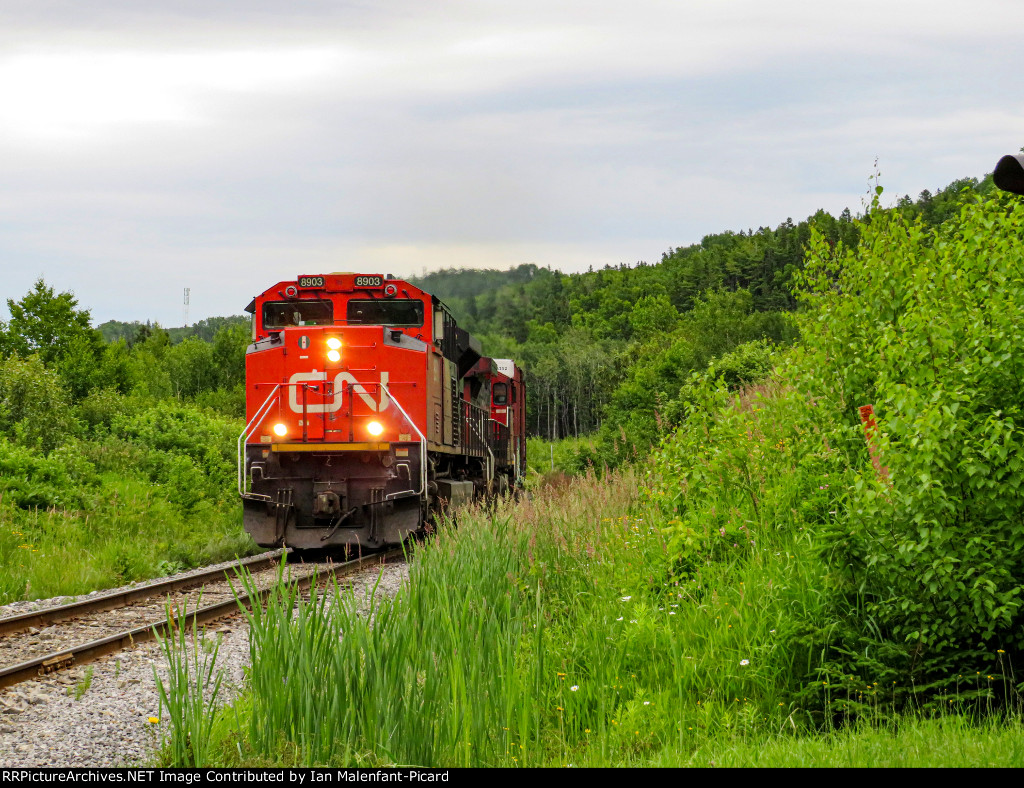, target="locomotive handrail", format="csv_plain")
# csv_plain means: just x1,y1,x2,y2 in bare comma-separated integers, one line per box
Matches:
487,407,513,468
489,405,511,428
237,384,282,499
468,414,495,486
378,382,428,502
